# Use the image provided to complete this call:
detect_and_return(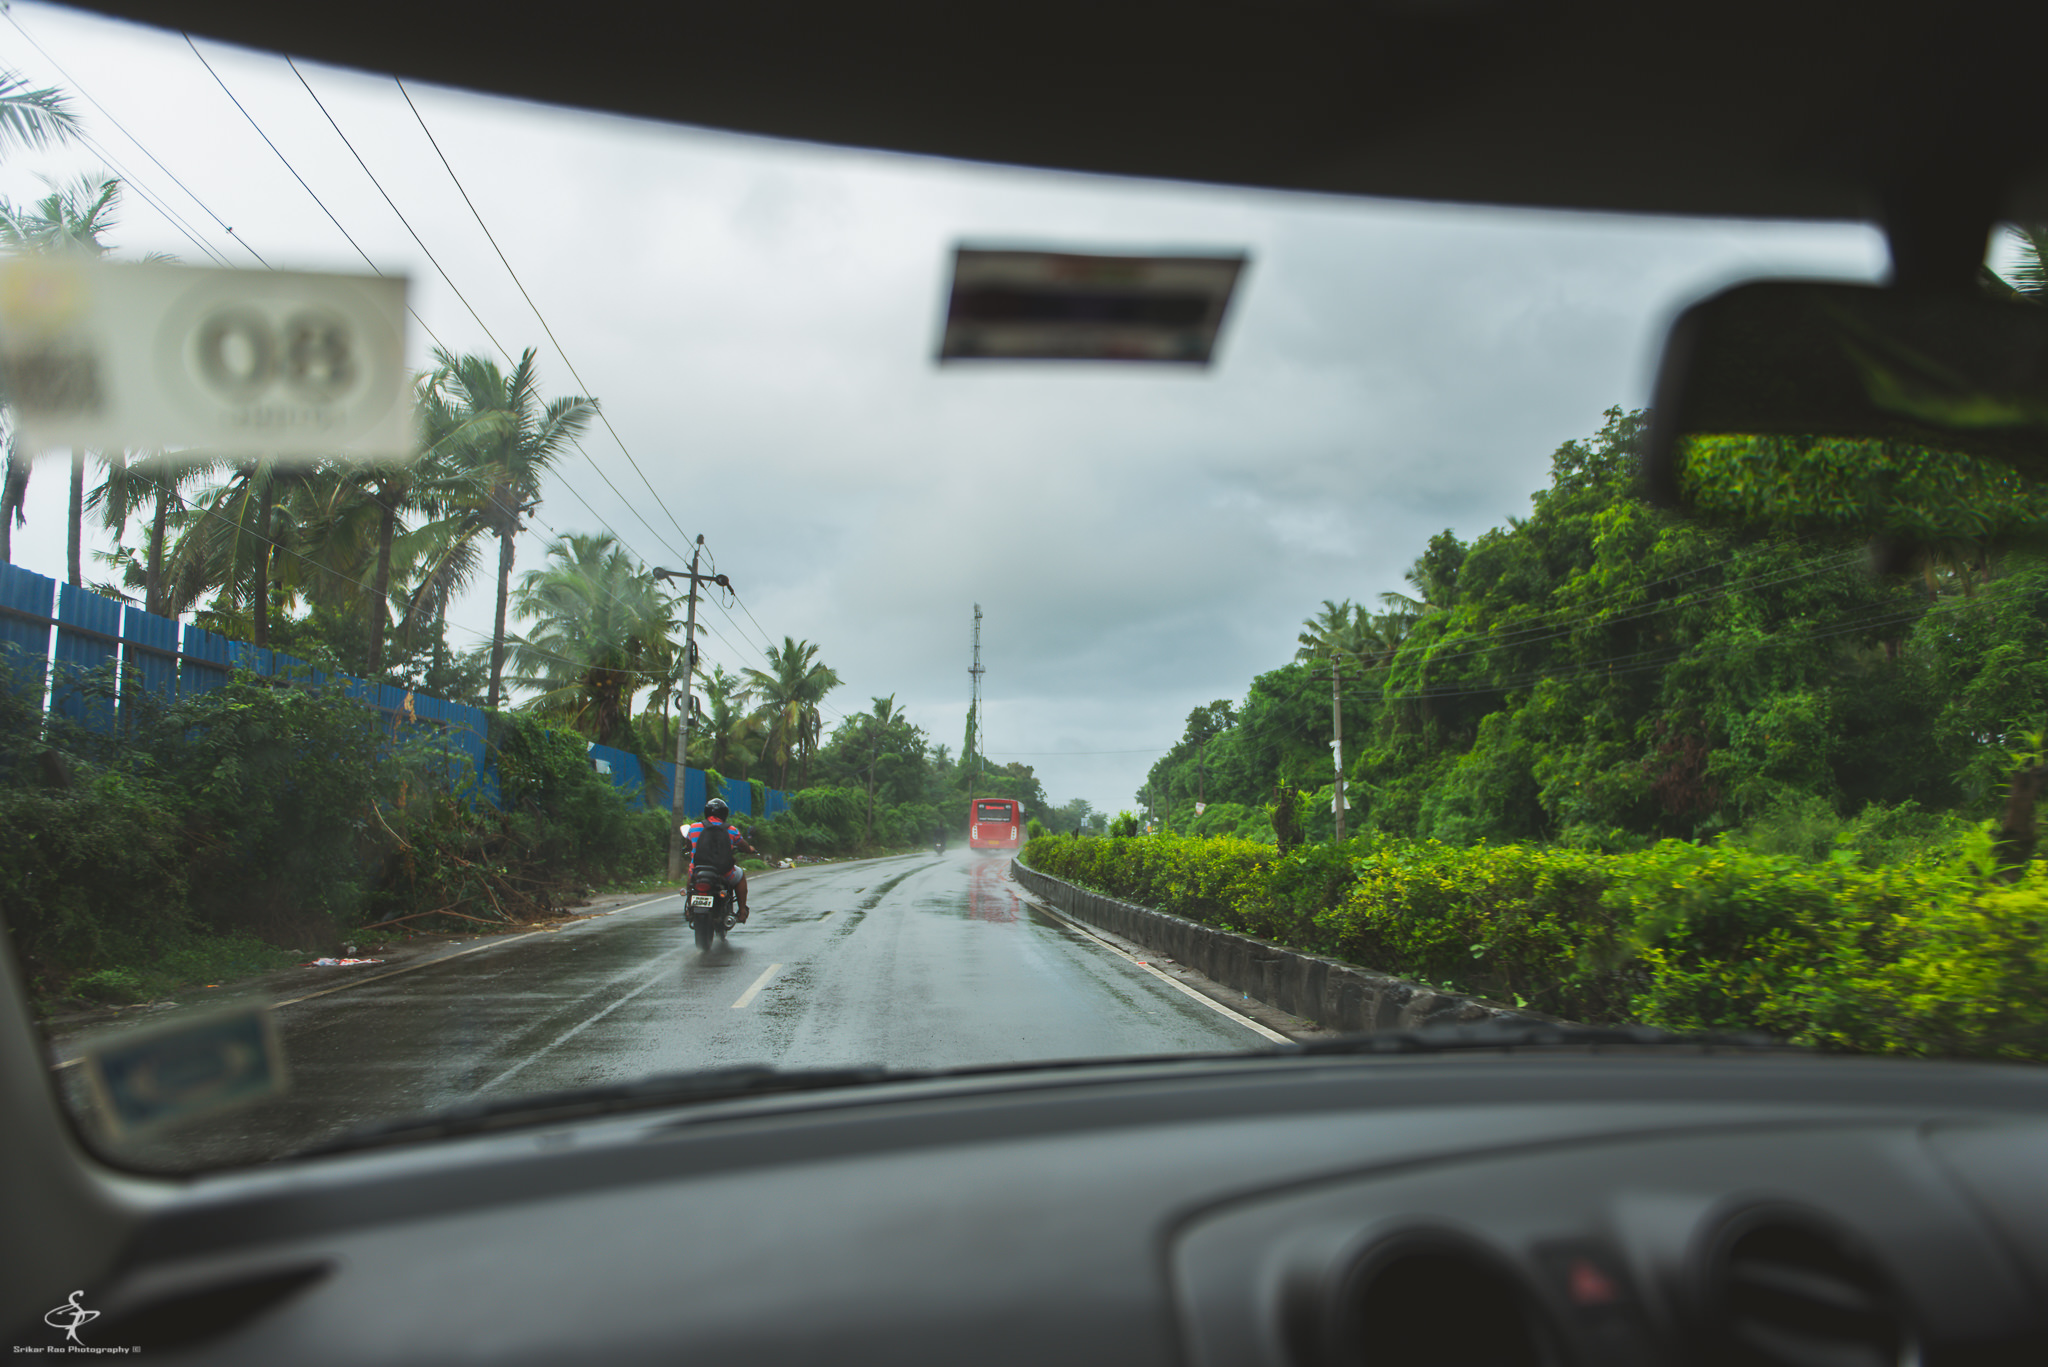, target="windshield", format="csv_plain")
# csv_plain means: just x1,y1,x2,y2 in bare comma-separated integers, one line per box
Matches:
4,2,2042,1176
